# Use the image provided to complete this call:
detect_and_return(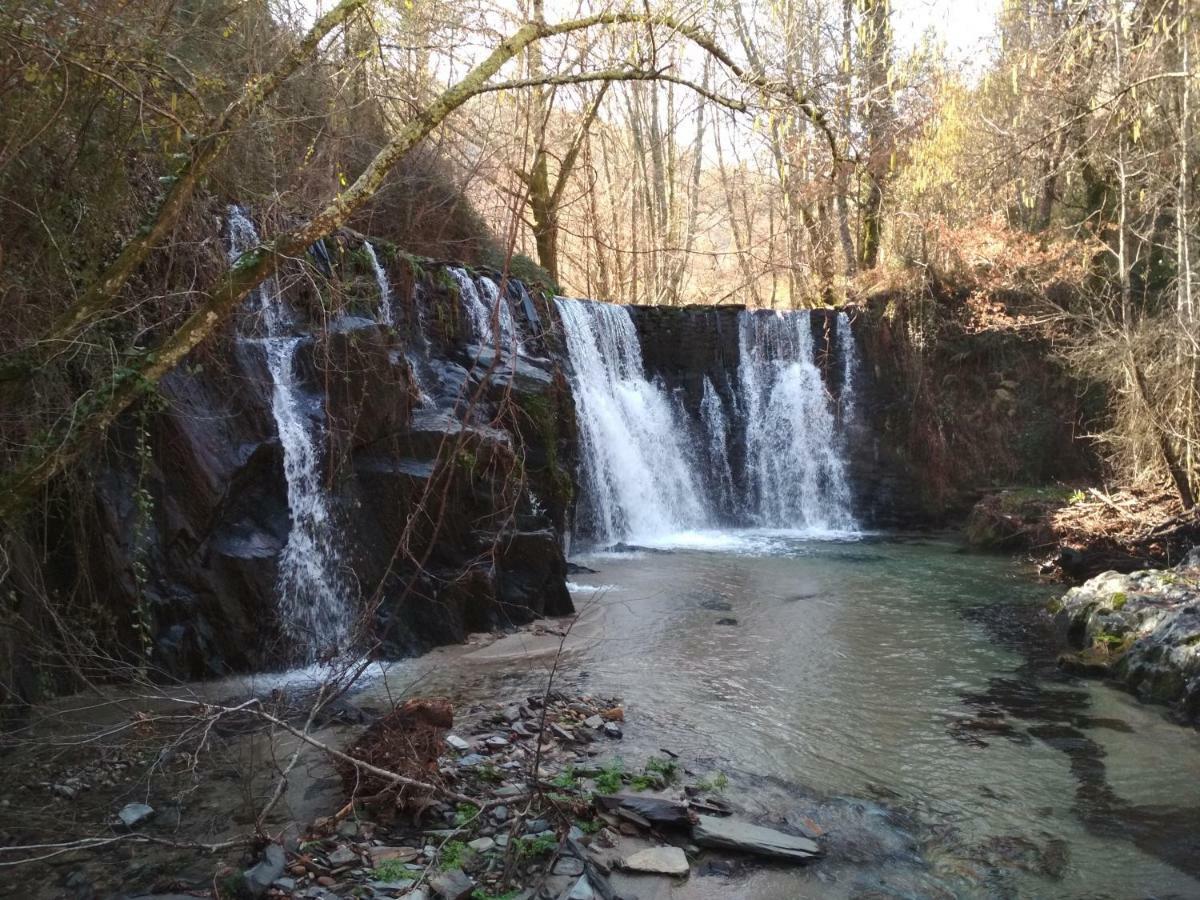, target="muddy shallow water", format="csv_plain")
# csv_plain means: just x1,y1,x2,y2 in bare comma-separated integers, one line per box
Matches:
365,531,1200,898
